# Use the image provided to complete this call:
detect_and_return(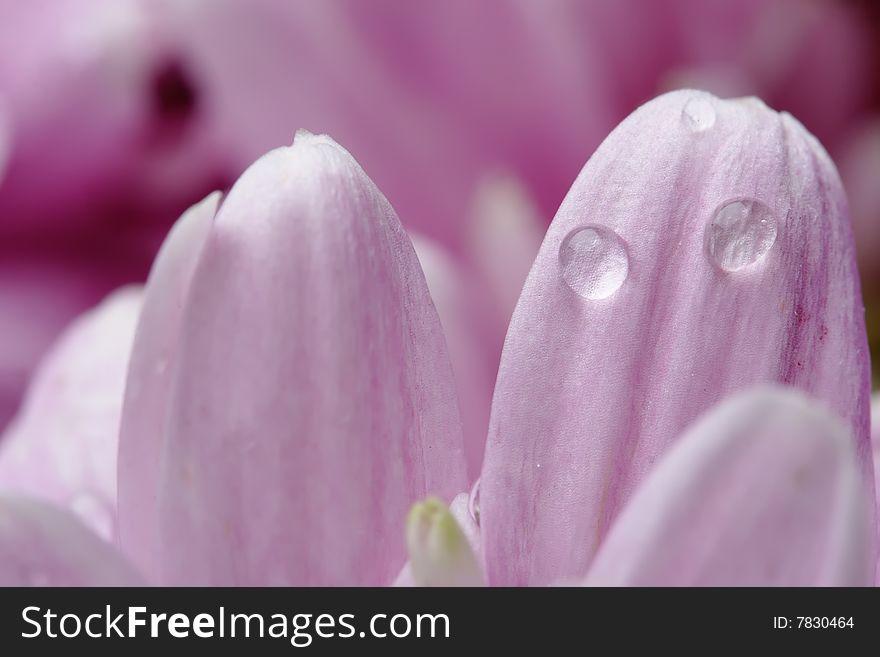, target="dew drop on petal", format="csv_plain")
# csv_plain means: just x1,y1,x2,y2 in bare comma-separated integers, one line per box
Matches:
682,97,716,132
559,225,629,300
468,478,481,527
705,199,778,271
70,491,114,541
